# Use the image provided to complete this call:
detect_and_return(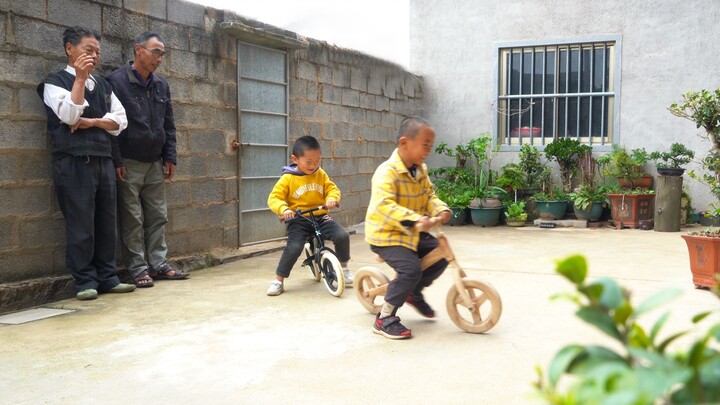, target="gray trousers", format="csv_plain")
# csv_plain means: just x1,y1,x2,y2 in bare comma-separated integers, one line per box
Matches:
370,233,448,307
117,159,168,279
